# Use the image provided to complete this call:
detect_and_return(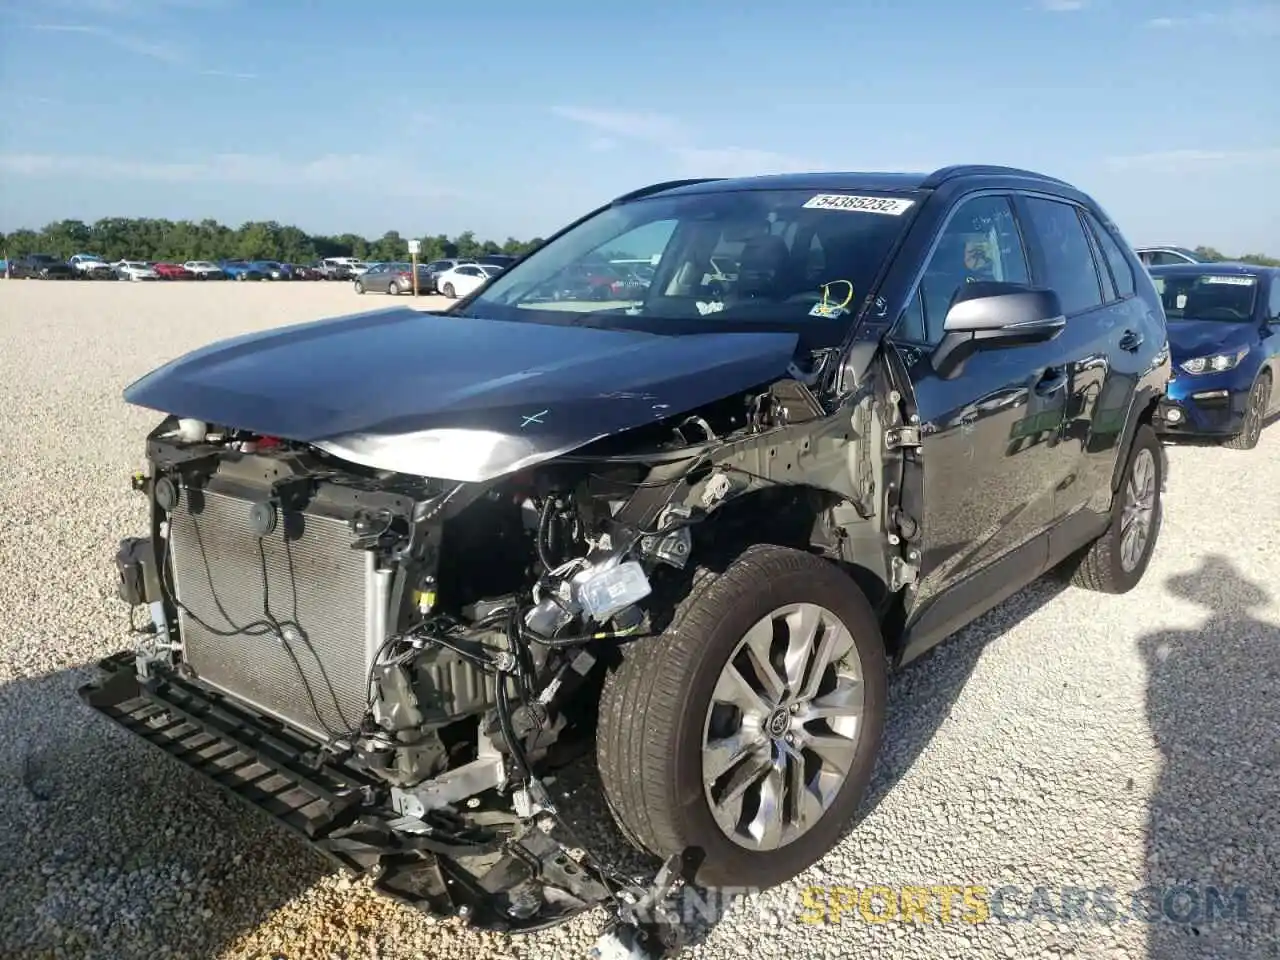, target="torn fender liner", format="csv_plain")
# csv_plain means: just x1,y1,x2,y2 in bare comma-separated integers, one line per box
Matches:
123,307,800,481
